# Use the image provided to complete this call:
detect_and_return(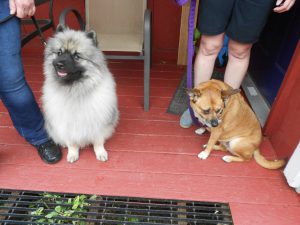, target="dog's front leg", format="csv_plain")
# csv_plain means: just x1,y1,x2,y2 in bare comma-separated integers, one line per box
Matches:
93,137,108,162
67,145,80,163
198,129,221,160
